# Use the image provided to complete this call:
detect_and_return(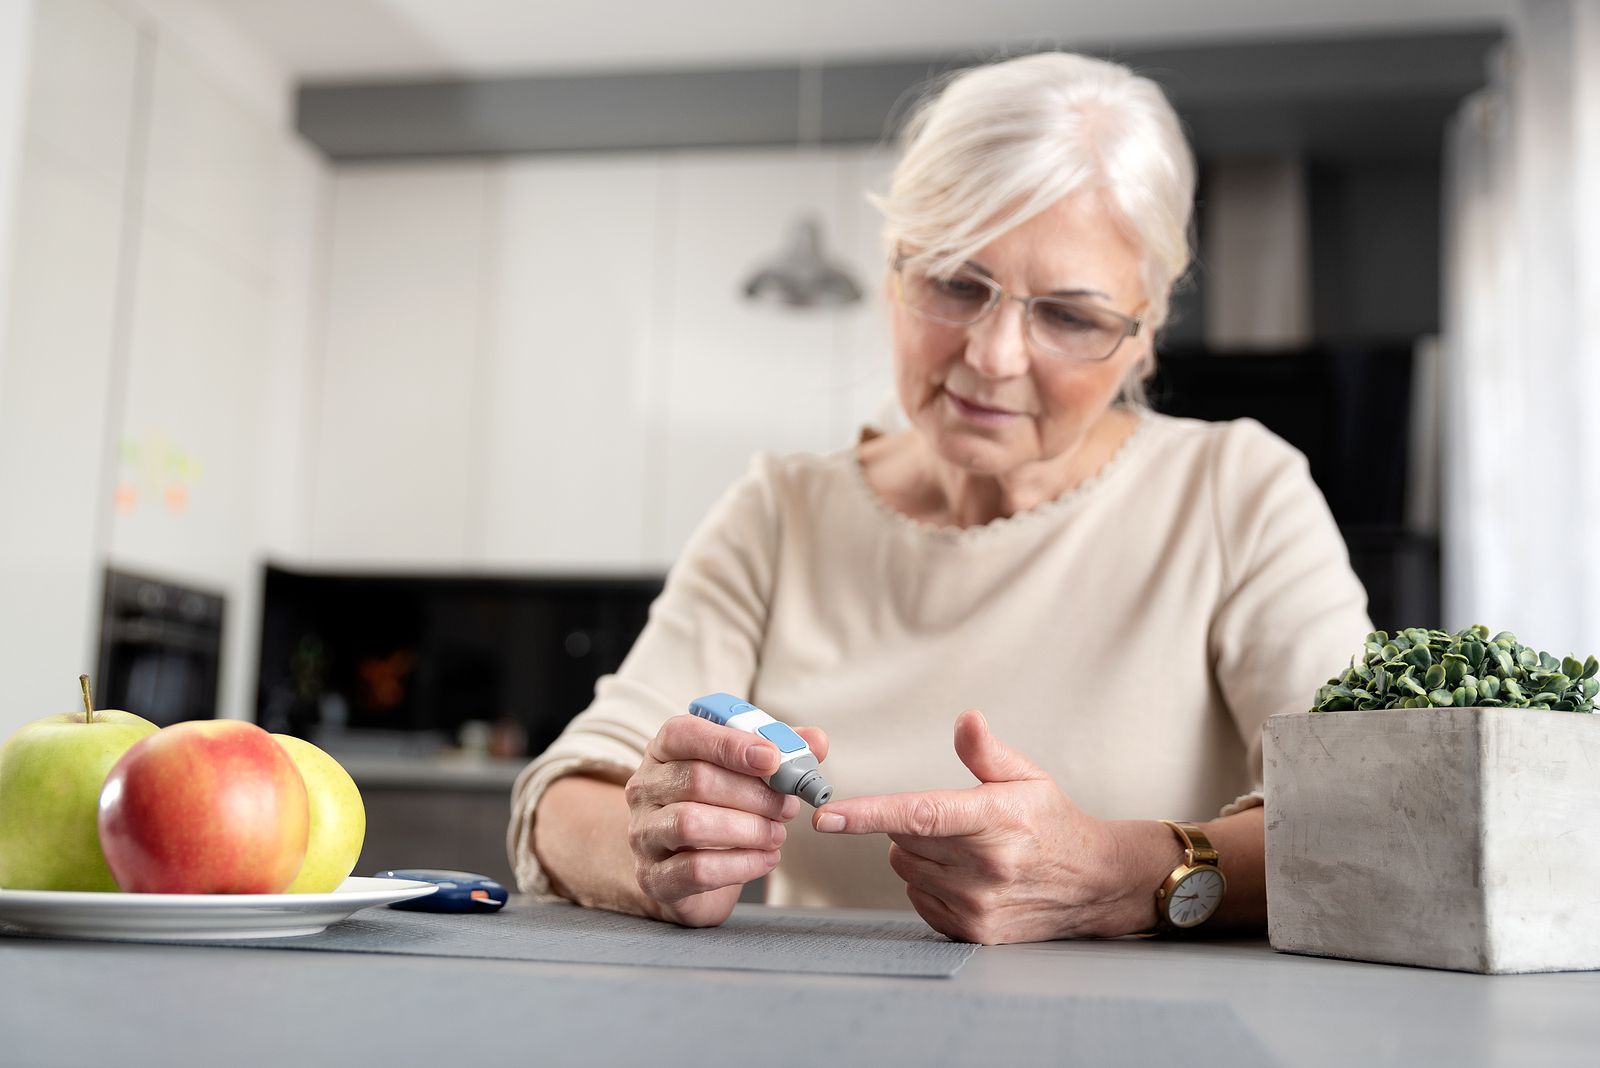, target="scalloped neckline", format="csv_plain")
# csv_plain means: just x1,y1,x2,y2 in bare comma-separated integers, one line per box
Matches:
847,409,1155,541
